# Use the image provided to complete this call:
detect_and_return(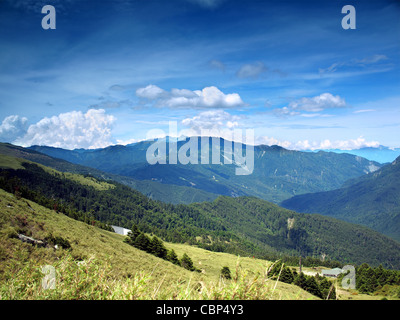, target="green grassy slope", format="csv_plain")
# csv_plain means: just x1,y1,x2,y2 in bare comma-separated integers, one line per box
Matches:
0,188,318,300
